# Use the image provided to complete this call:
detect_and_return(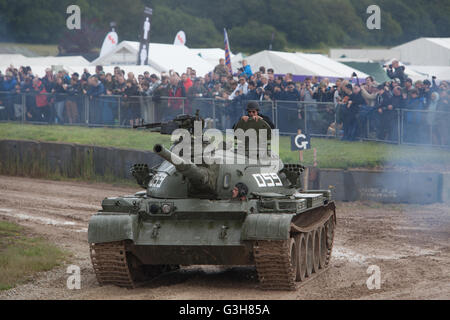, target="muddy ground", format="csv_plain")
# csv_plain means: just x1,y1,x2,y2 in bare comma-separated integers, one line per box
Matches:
0,175,449,300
